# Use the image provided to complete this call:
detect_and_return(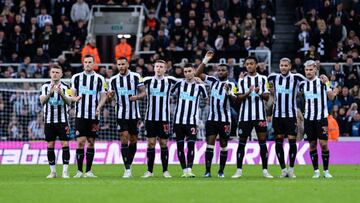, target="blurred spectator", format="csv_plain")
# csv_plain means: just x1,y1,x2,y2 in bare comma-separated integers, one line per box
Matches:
36,7,53,28
350,112,360,136
81,37,100,70
71,0,90,23
339,86,354,109
18,56,36,77
115,37,132,61
32,47,50,64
